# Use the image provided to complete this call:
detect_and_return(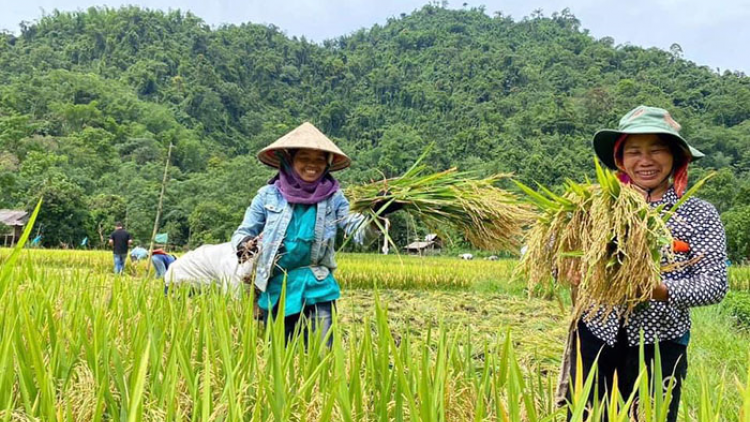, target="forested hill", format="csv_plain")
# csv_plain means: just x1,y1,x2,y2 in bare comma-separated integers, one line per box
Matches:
1,5,749,258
